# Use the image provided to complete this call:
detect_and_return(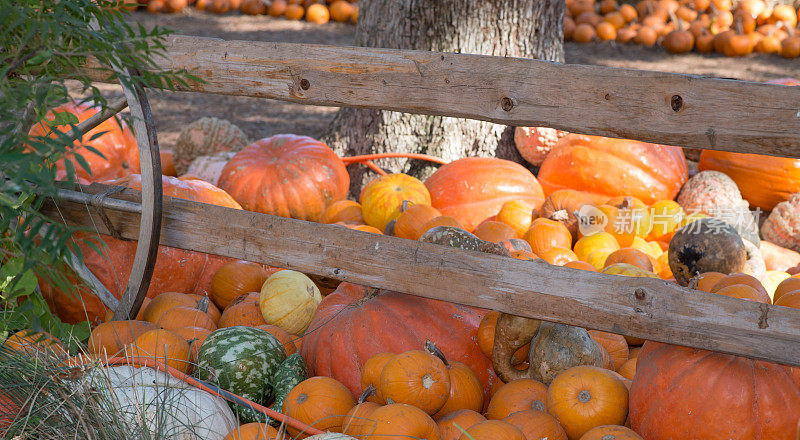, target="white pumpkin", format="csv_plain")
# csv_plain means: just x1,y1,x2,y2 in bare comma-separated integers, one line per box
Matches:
184,151,236,186
305,434,357,440
80,365,236,440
